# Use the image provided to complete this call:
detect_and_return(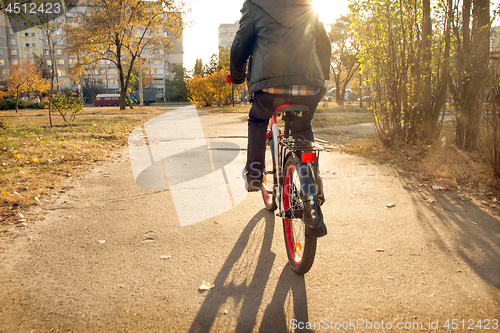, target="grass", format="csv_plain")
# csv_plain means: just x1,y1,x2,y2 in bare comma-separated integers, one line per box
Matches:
202,102,373,126
0,106,165,226
316,101,371,113
202,104,251,113
342,121,499,199
3,102,496,227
